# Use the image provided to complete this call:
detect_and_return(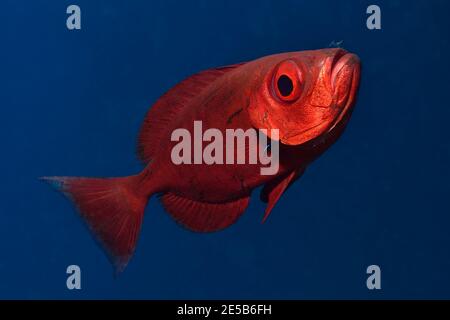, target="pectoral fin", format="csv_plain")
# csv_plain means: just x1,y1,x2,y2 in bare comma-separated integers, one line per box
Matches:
260,168,305,223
